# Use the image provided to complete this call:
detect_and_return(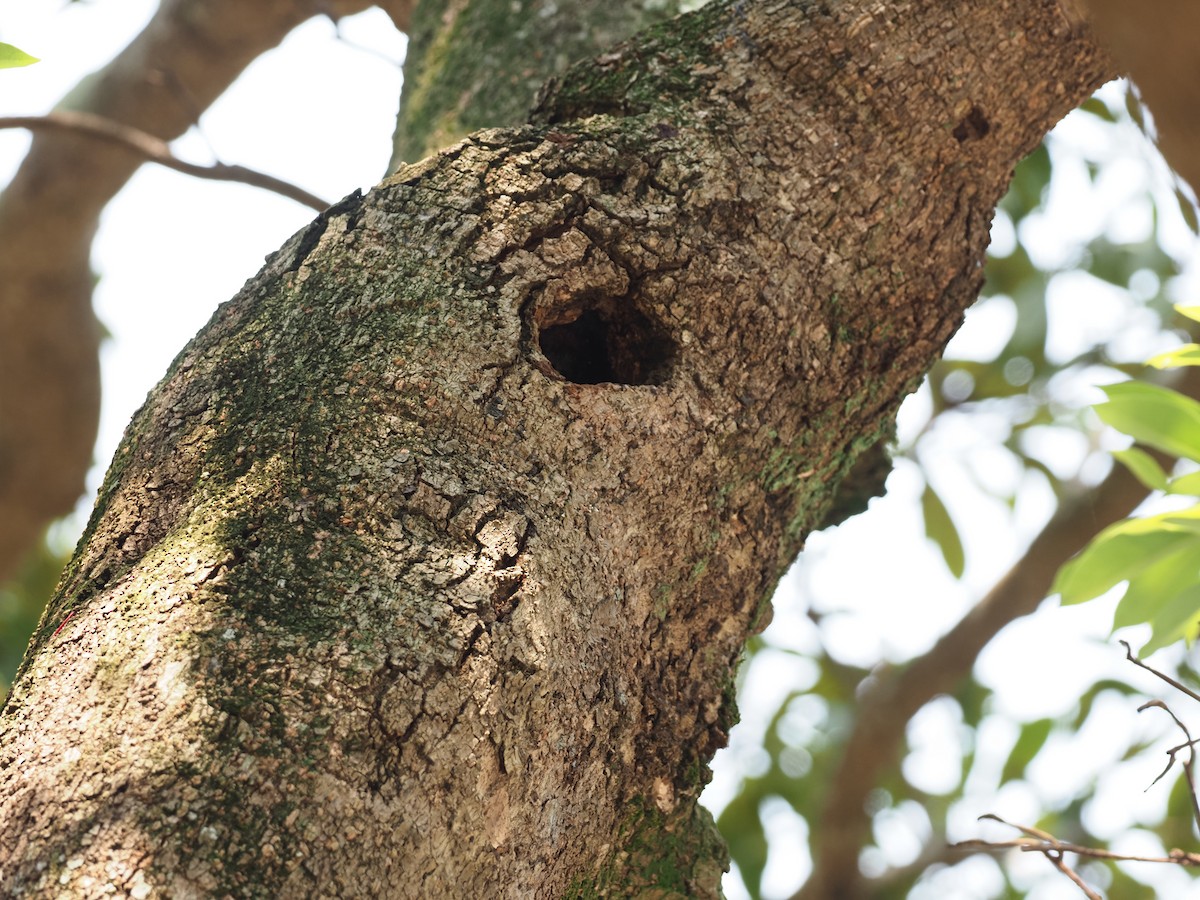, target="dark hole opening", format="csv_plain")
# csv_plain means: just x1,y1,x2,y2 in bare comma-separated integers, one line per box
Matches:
538,305,675,386
952,105,991,143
